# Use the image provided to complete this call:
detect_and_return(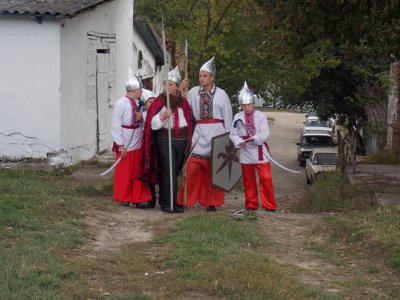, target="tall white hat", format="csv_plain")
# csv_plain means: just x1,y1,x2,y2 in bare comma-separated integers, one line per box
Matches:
126,68,143,91
238,81,255,105
200,56,216,76
167,66,181,85
141,89,155,103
